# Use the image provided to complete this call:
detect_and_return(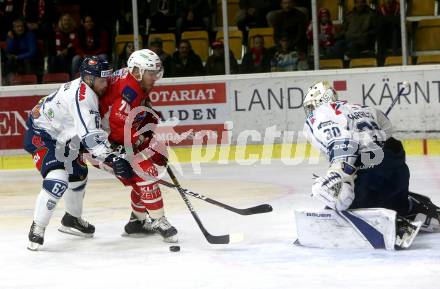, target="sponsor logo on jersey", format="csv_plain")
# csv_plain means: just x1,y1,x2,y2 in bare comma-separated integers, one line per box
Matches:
317,120,335,129
64,81,71,91
79,83,87,101
31,135,45,147
31,104,41,119
47,108,55,120
122,86,138,104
